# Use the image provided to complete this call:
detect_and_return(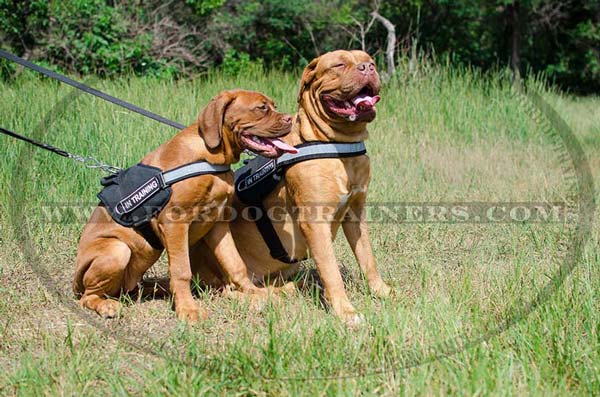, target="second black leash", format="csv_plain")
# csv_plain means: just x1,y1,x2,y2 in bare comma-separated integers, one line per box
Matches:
0,126,122,174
